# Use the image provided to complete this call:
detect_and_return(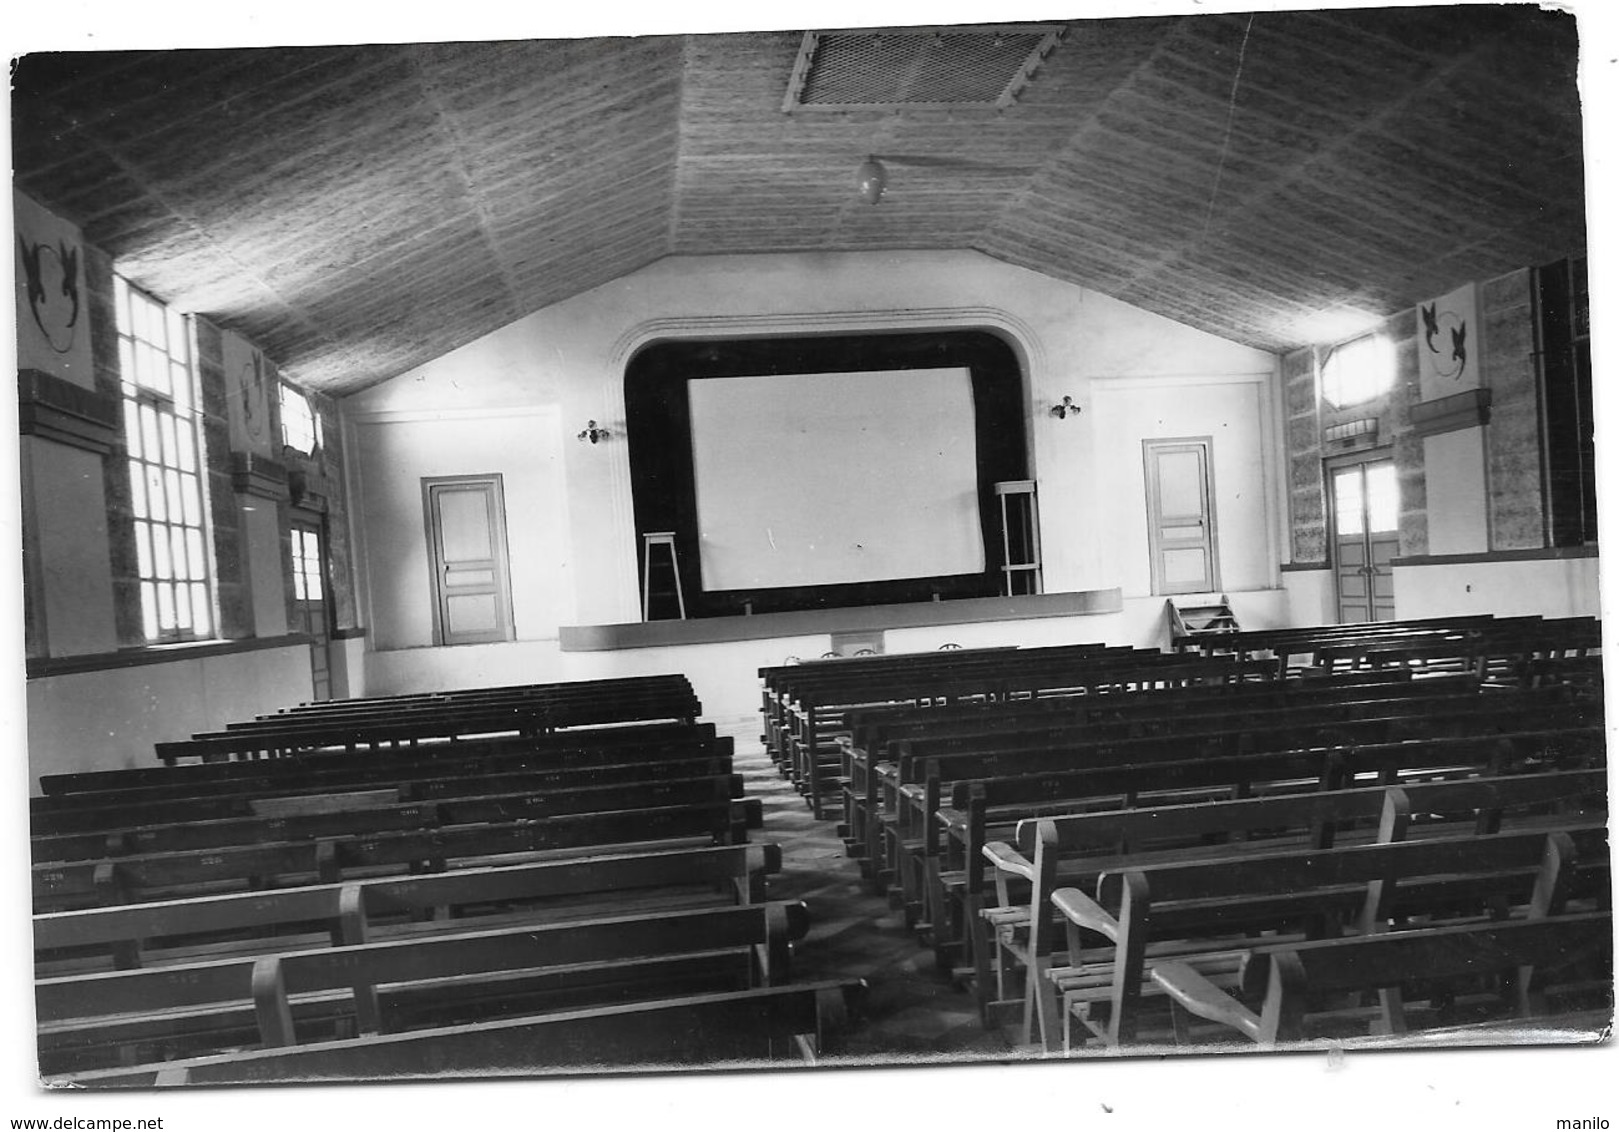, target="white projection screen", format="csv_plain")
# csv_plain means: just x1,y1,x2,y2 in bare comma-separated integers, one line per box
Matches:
688,367,985,591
